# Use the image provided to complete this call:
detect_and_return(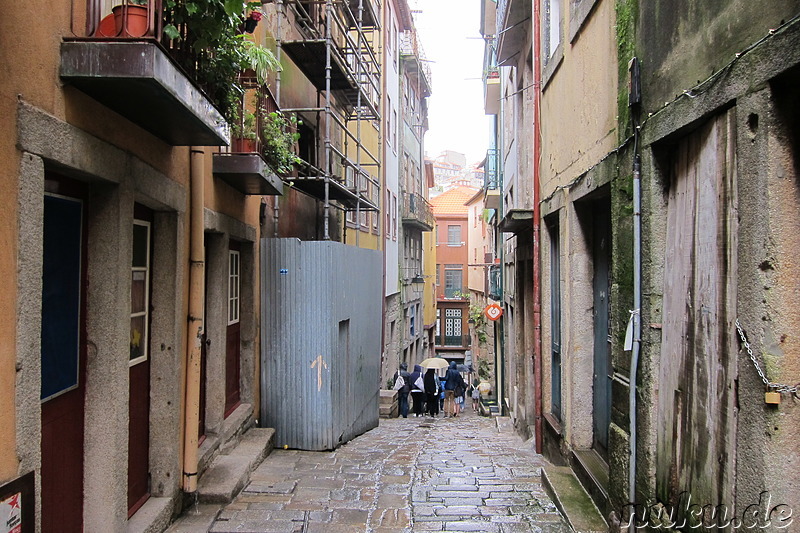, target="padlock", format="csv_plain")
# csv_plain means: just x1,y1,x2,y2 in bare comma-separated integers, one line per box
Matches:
765,391,781,405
